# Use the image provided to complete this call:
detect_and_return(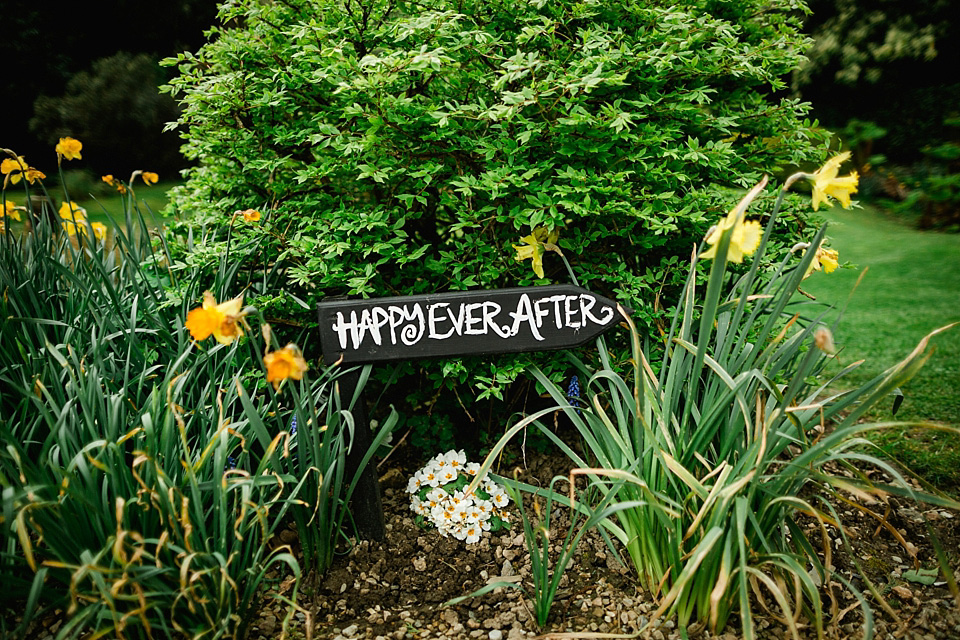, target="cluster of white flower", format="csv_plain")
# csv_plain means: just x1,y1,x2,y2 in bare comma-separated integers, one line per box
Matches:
407,450,511,544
